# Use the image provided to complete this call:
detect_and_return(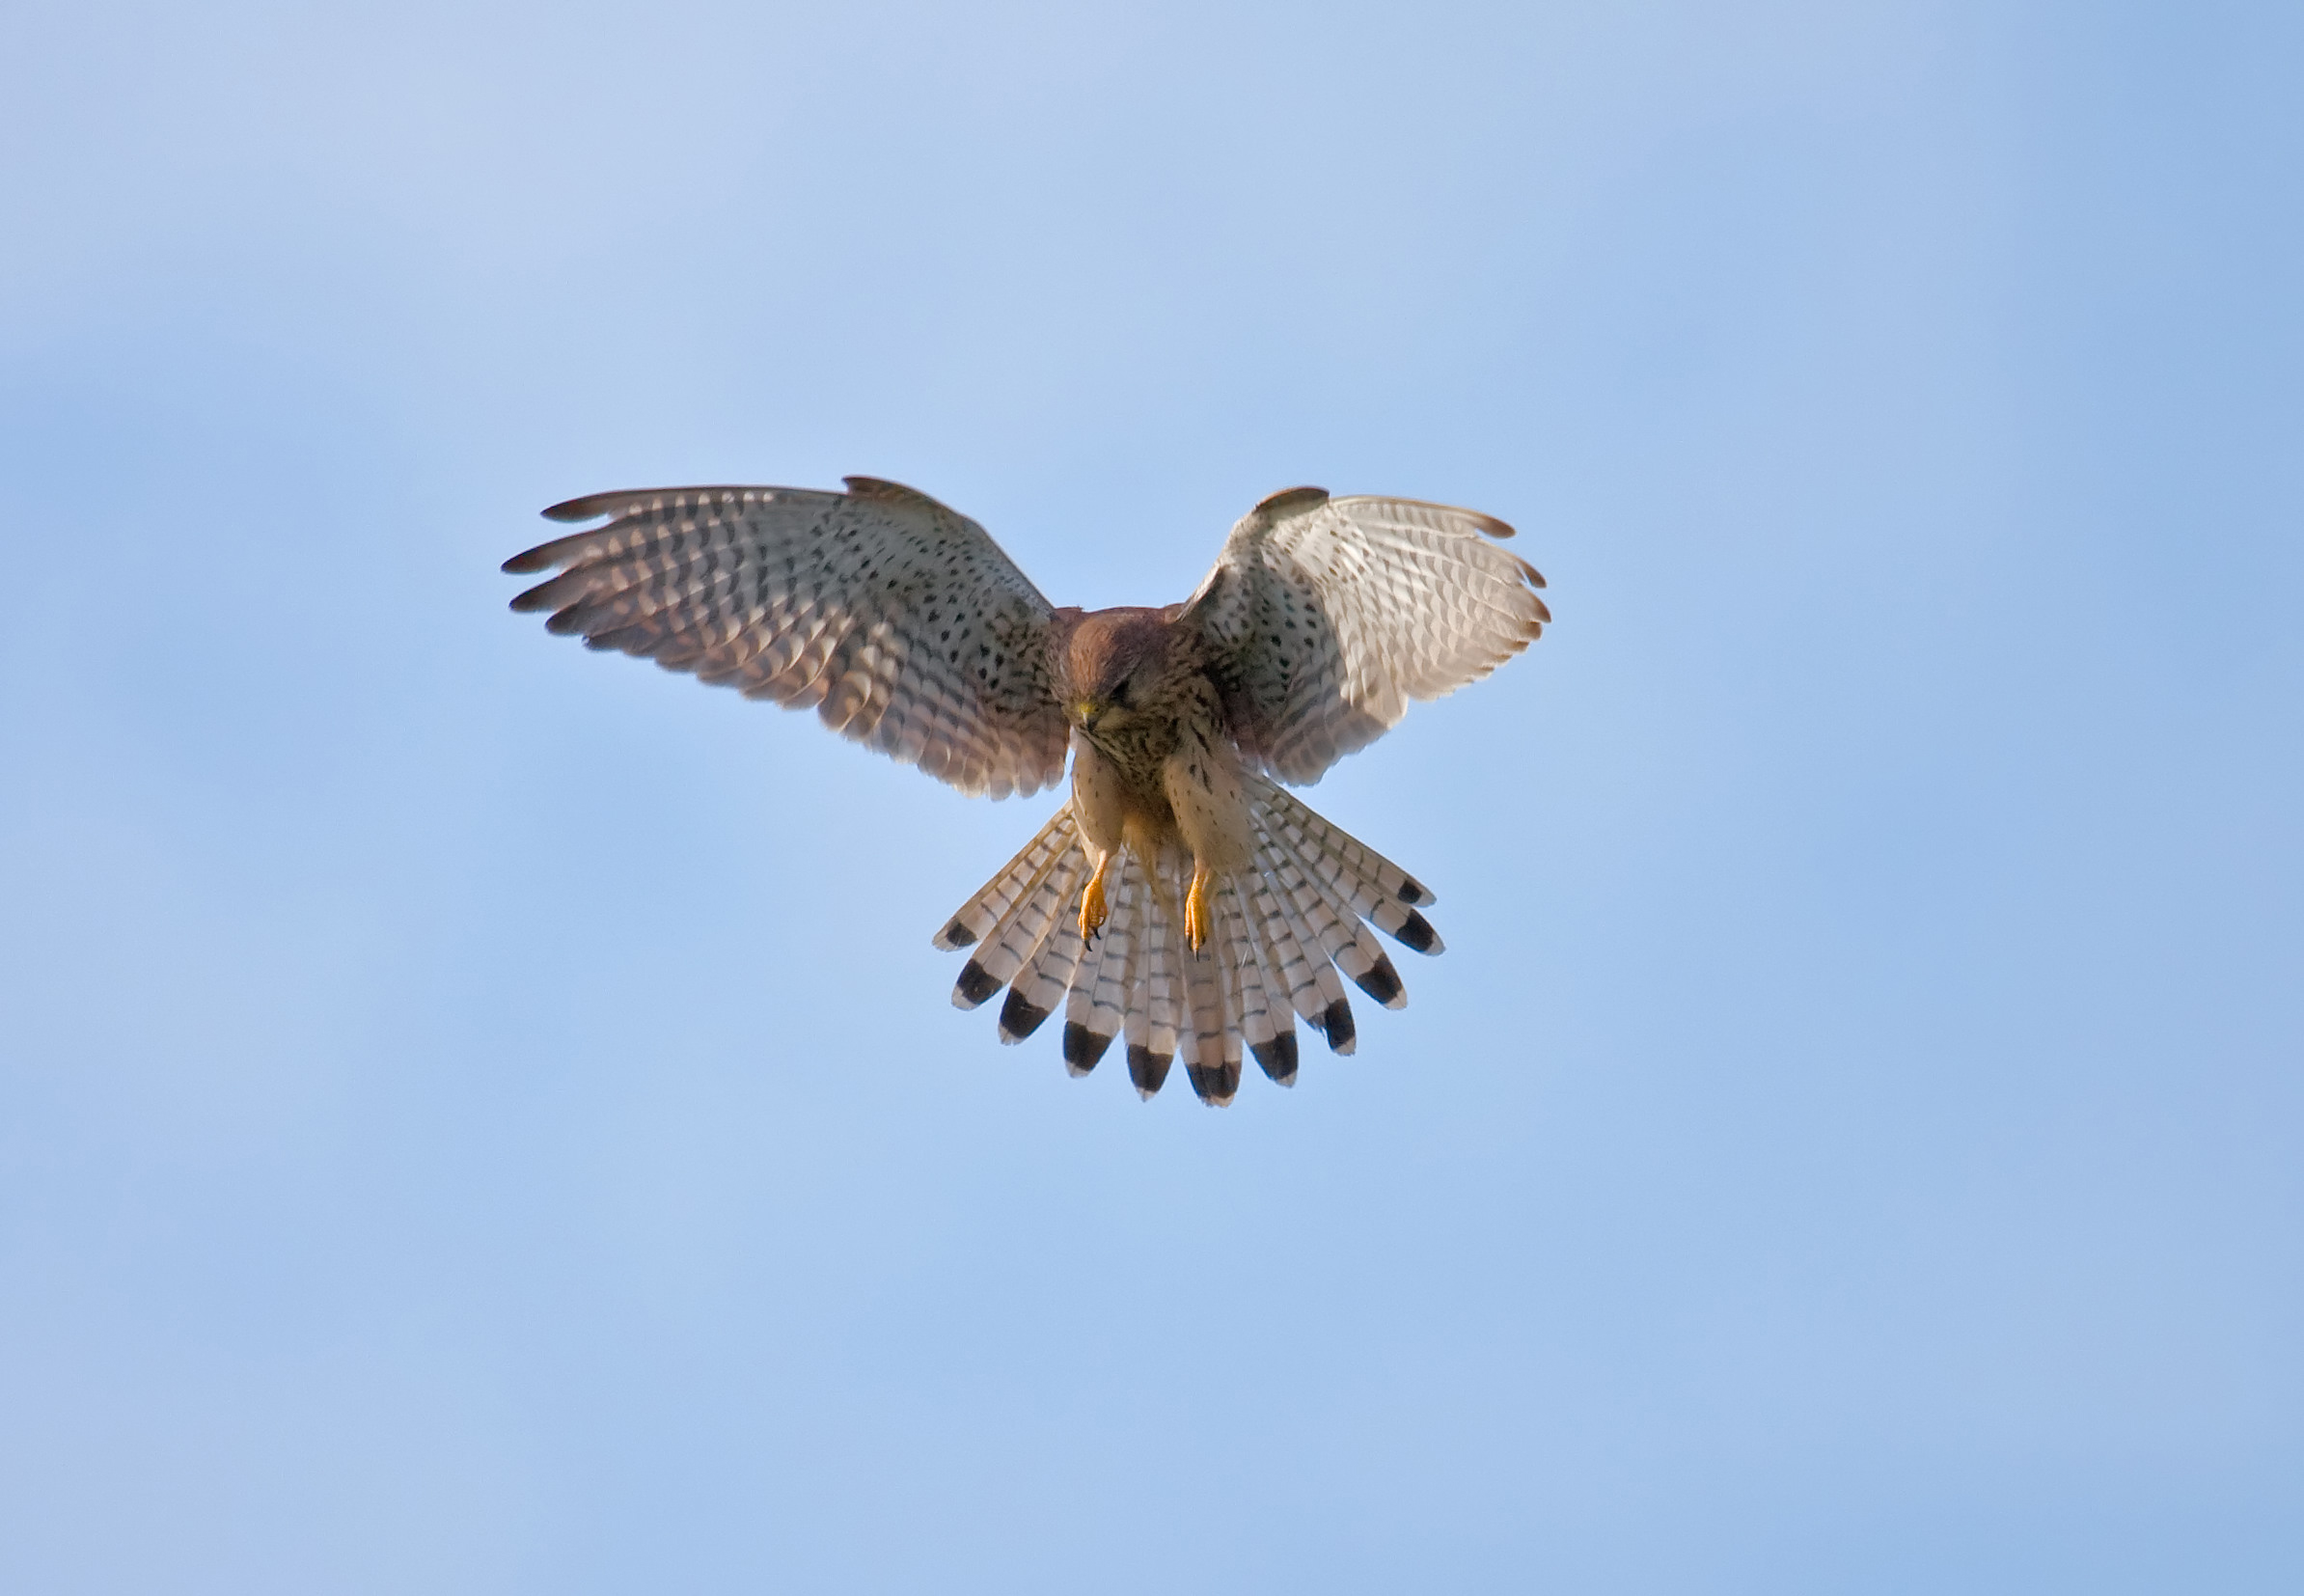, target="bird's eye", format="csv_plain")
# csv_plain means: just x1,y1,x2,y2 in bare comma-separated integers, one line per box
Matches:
1112,680,1134,709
